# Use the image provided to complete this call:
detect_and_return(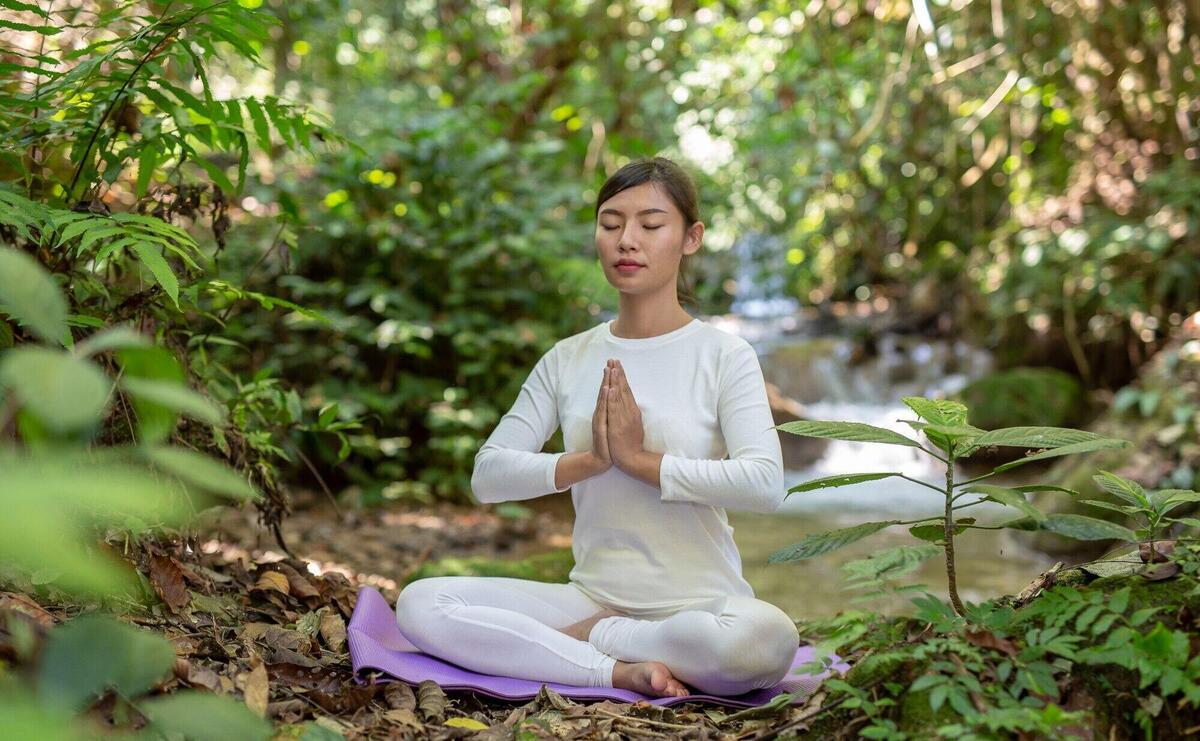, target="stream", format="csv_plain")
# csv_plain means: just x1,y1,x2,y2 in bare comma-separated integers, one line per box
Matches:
710,304,1057,619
